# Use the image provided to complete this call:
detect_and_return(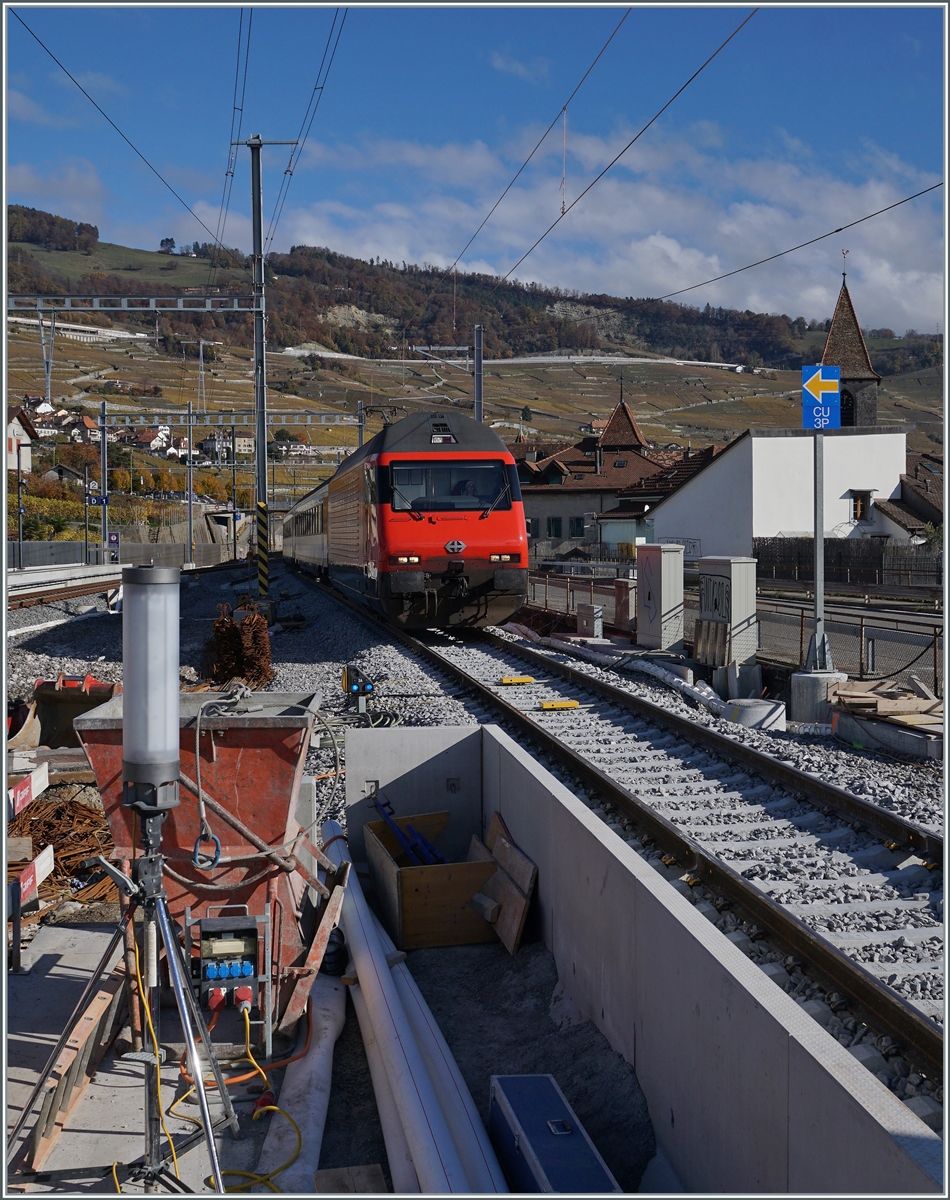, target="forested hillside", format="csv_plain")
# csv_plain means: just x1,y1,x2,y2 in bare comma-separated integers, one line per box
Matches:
8,206,943,375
